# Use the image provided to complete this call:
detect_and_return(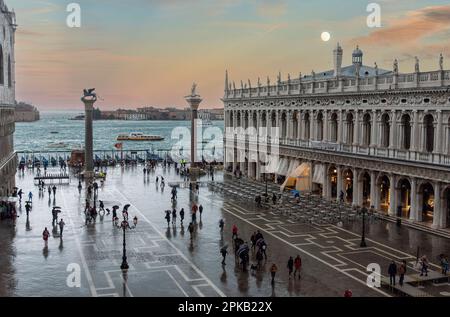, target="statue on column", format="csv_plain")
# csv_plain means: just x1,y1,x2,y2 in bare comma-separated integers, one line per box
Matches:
277,72,281,85
393,59,398,74
191,82,197,96
82,88,97,101
267,76,270,87
257,77,261,88
439,53,444,71
415,56,420,73
374,62,378,76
